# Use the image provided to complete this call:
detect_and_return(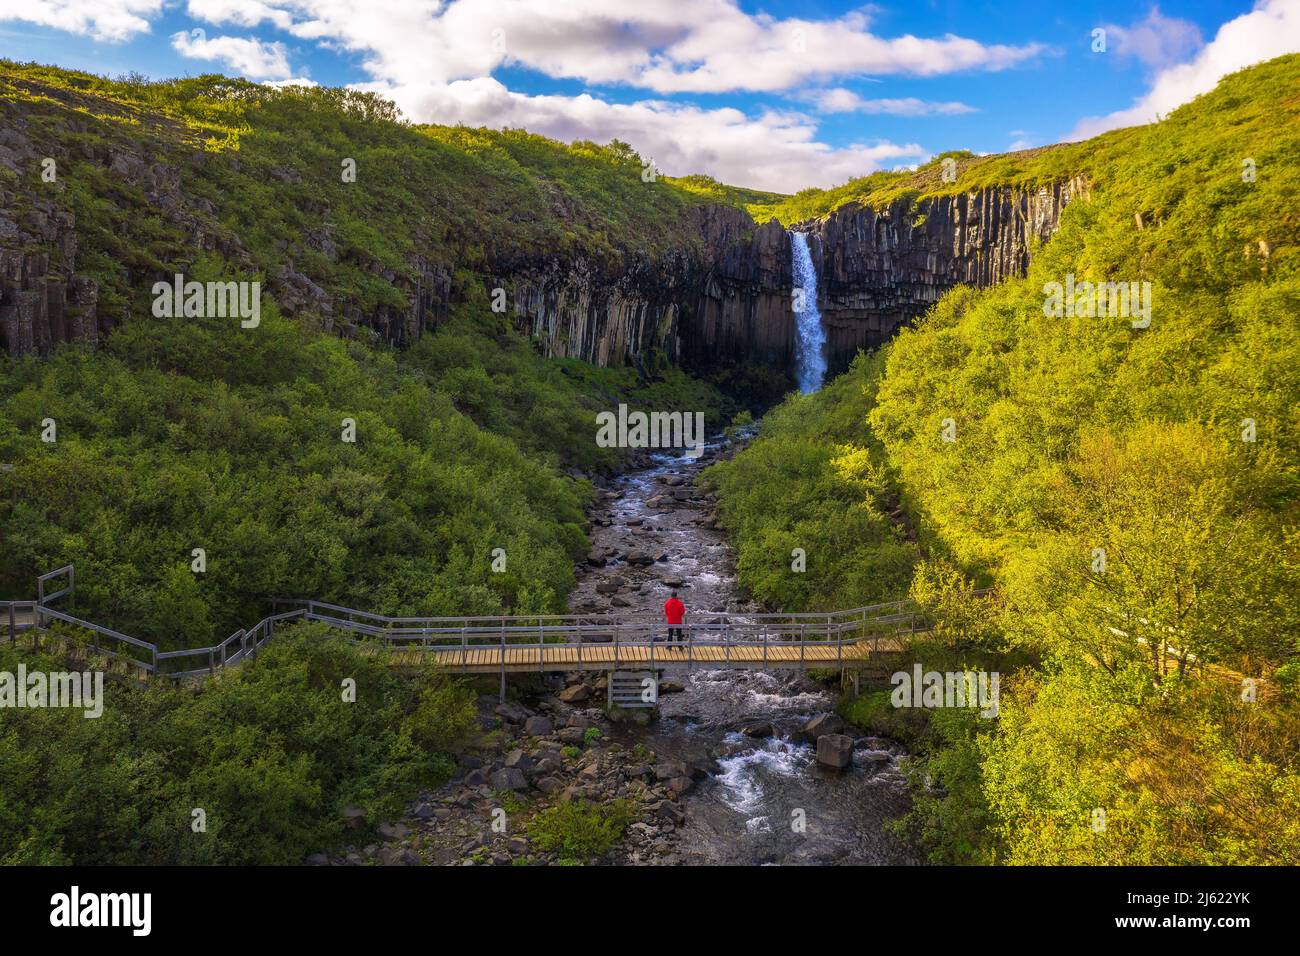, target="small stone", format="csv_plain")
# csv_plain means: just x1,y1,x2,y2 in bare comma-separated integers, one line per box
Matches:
341,806,367,829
